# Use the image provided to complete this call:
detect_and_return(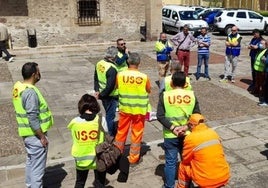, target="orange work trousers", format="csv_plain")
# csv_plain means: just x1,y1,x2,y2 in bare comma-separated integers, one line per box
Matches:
178,163,228,188
114,111,145,164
